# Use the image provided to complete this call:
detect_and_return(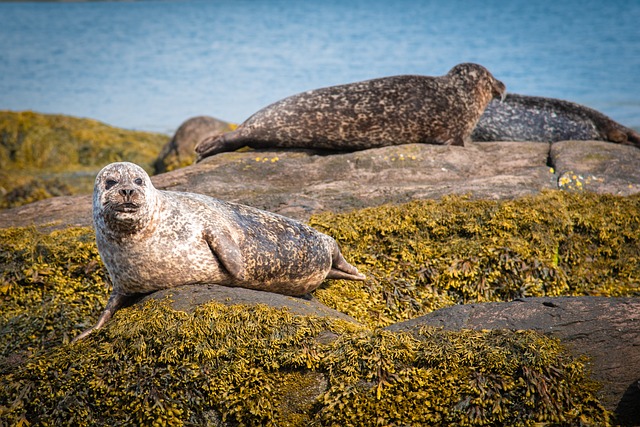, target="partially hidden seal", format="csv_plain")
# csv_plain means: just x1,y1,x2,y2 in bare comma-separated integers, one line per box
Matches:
195,63,506,160
472,93,640,147
73,162,365,341
153,116,236,174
